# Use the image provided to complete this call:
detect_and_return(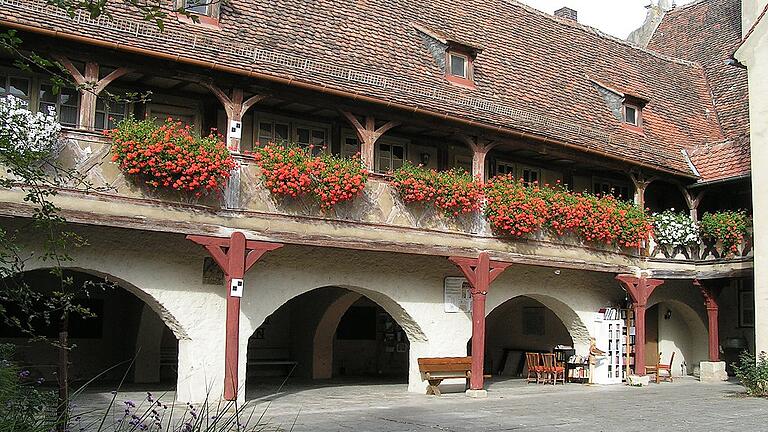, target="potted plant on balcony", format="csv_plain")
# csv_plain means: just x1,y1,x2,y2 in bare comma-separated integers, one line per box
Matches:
107,117,237,200
699,210,751,258
651,209,699,259
250,143,368,210
391,162,482,216
0,94,62,162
